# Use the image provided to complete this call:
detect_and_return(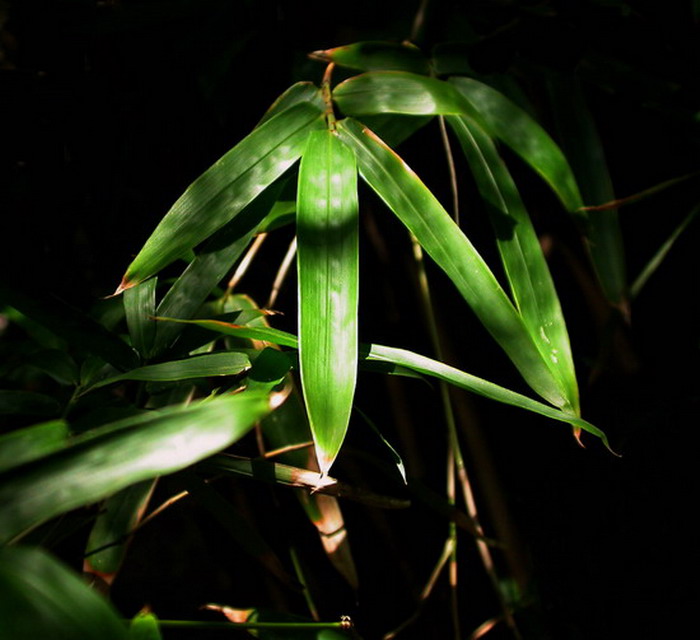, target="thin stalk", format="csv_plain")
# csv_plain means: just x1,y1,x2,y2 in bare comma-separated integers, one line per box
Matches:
225,232,268,296
267,235,297,308
290,545,320,621
437,116,460,225
157,619,352,631
409,0,431,43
